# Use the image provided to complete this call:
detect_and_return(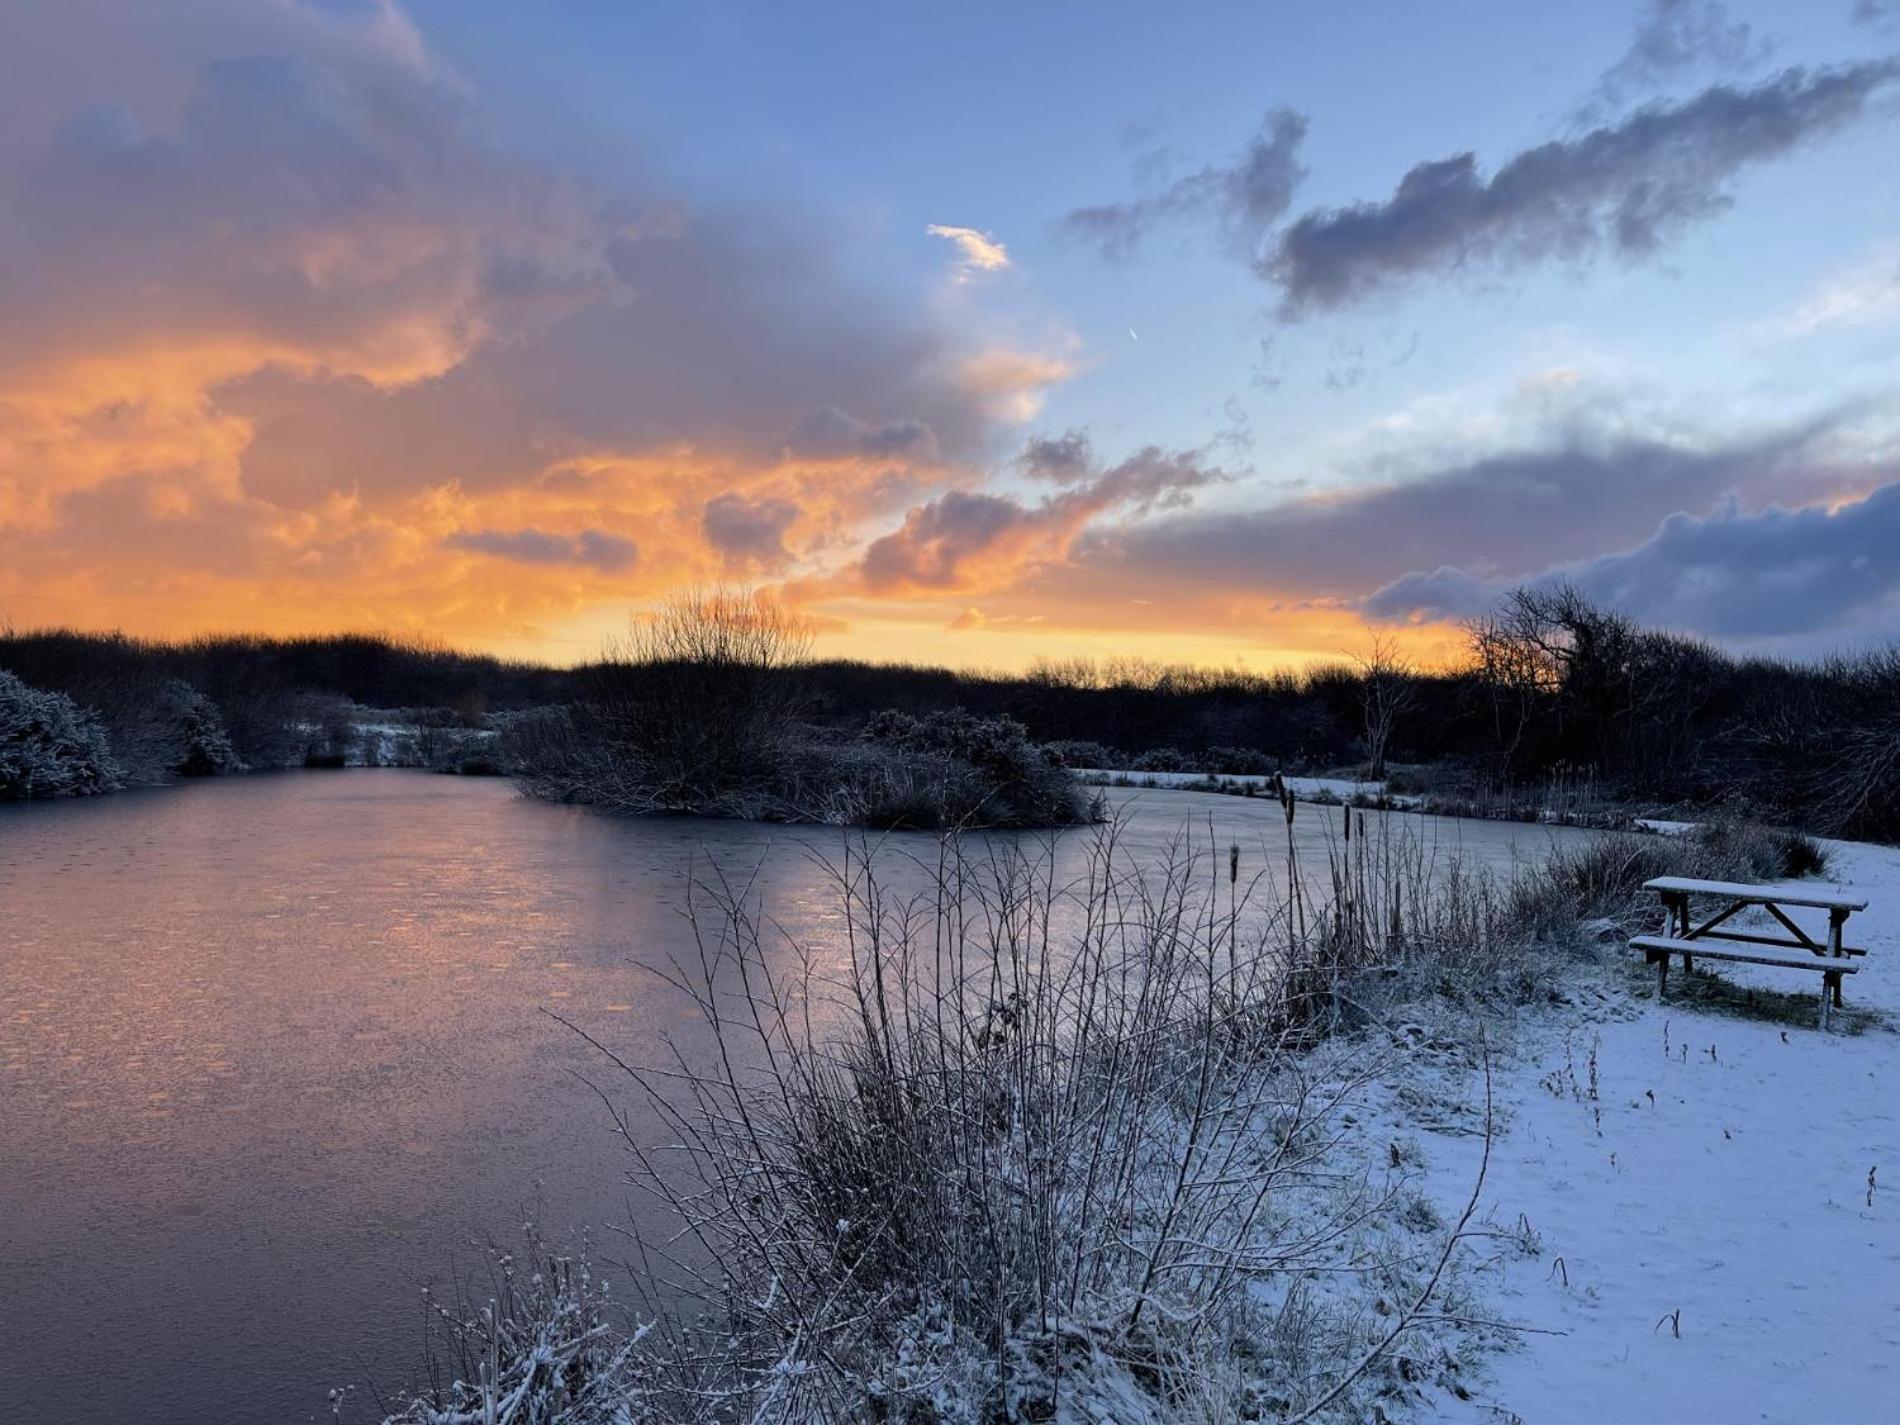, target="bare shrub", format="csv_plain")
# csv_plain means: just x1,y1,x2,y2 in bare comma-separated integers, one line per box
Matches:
514,589,811,816
385,1224,641,1425
382,824,1509,1425
1197,744,1277,776
1776,646,1900,840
